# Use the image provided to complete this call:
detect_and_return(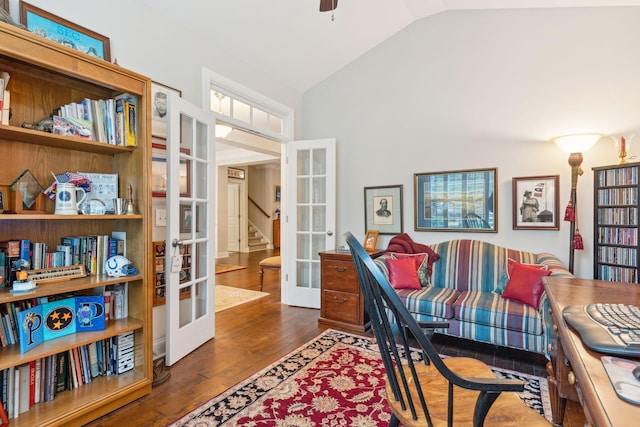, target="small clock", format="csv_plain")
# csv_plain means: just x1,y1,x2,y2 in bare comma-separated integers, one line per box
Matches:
79,198,107,215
